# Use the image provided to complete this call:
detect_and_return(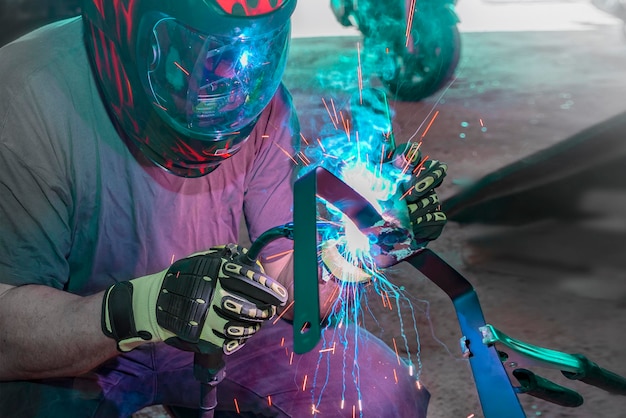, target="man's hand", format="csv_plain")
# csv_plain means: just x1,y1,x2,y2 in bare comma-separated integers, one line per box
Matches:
392,143,448,245
102,244,288,354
